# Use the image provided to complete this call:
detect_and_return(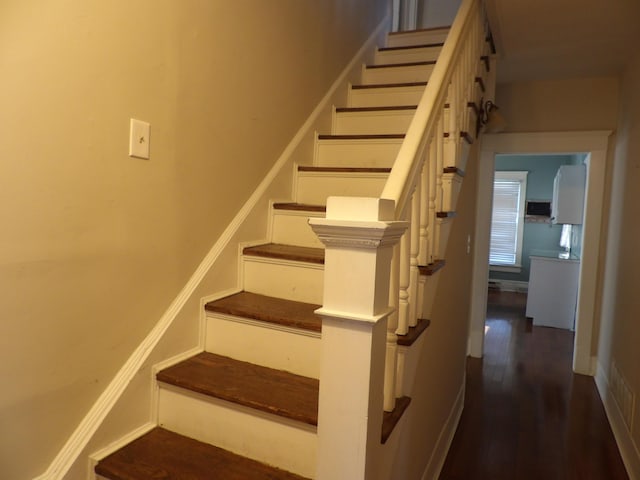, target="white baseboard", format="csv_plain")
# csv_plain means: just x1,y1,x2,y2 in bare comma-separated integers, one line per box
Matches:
421,379,465,480
488,278,528,293
595,361,640,480
33,14,391,480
